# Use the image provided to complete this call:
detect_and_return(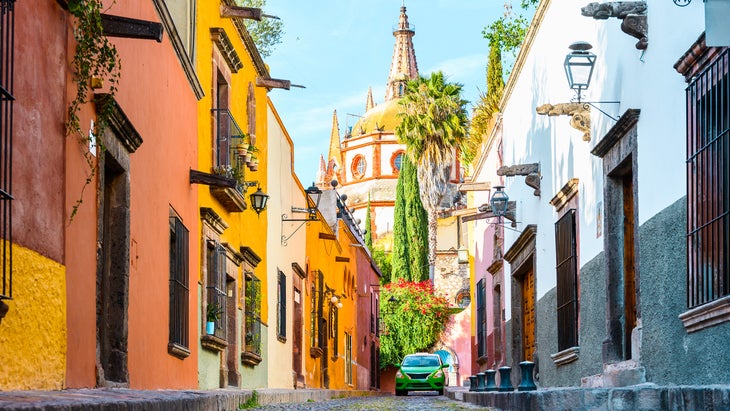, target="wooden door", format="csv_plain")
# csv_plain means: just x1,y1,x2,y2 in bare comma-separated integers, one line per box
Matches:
623,173,637,360
522,266,536,361
292,286,303,384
